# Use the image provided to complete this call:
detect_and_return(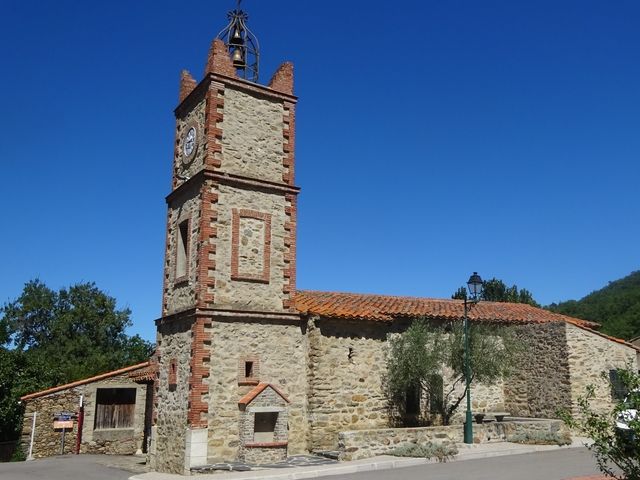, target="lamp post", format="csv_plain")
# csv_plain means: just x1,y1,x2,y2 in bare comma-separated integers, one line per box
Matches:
464,271,483,444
